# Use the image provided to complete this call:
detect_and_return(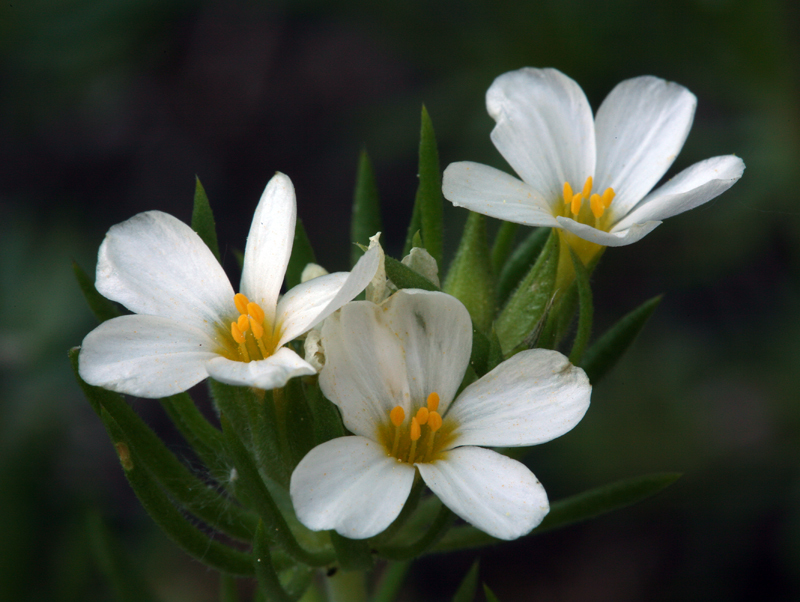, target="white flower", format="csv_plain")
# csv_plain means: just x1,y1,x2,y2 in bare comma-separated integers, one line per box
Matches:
289,289,591,540
443,68,745,251
79,172,380,398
